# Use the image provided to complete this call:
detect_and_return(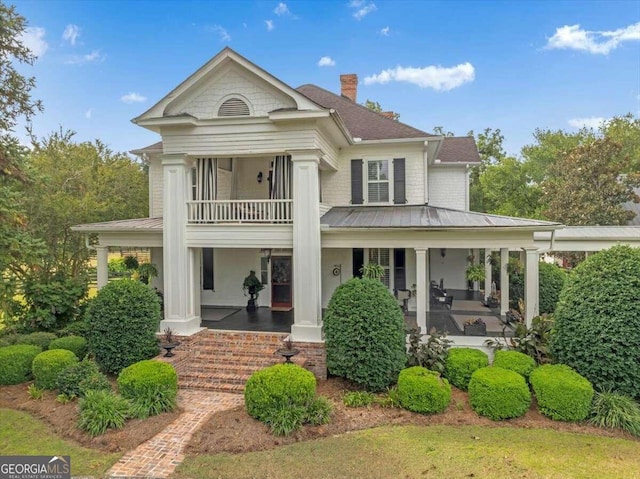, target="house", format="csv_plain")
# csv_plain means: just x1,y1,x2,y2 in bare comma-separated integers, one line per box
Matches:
73,48,563,345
